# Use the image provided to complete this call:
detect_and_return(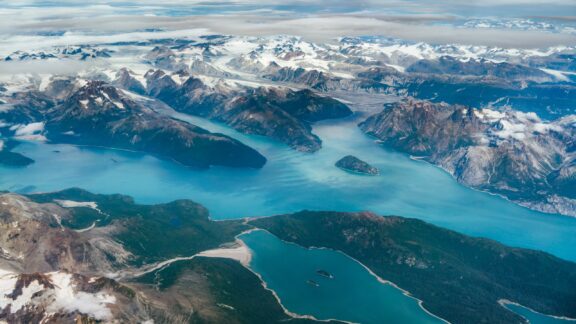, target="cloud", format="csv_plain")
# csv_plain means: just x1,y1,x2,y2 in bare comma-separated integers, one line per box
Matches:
0,59,95,76
0,28,209,56
0,0,574,53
